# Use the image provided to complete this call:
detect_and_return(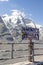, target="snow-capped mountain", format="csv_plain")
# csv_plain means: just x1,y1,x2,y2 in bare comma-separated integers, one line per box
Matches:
0,16,14,43
0,10,43,43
